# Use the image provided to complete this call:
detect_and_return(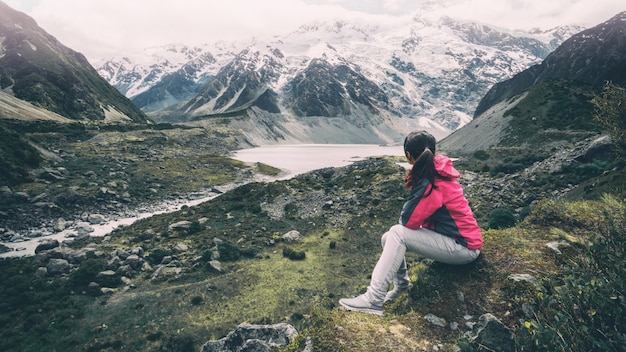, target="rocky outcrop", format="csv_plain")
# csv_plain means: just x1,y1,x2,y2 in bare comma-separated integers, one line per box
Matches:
201,323,298,352
465,314,516,352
